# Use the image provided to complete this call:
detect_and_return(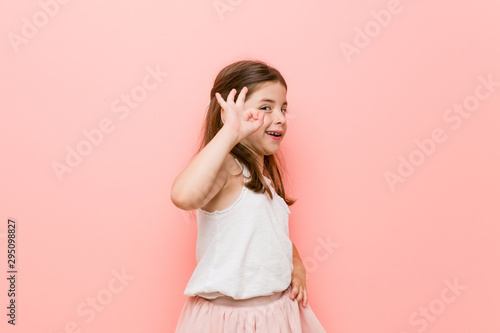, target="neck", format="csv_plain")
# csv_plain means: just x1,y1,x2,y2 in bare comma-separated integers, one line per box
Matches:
241,143,265,174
